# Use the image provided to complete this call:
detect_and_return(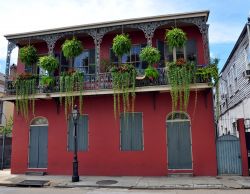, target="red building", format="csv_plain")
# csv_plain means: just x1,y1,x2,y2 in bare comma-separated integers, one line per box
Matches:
3,10,217,176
